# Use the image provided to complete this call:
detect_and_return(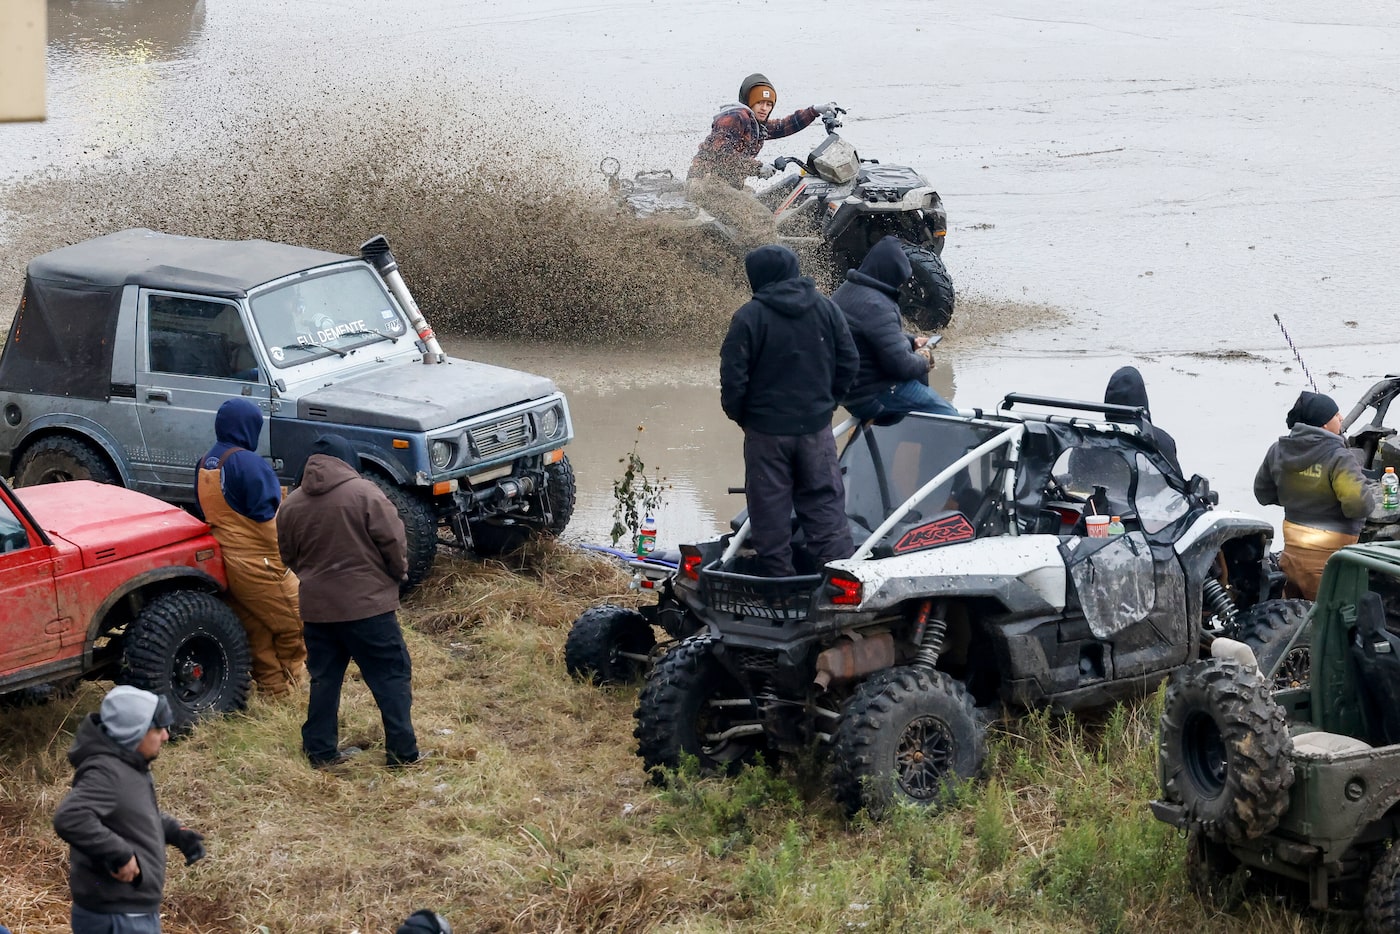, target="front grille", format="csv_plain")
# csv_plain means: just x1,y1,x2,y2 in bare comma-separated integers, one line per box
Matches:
730,648,780,672
469,414,530,460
